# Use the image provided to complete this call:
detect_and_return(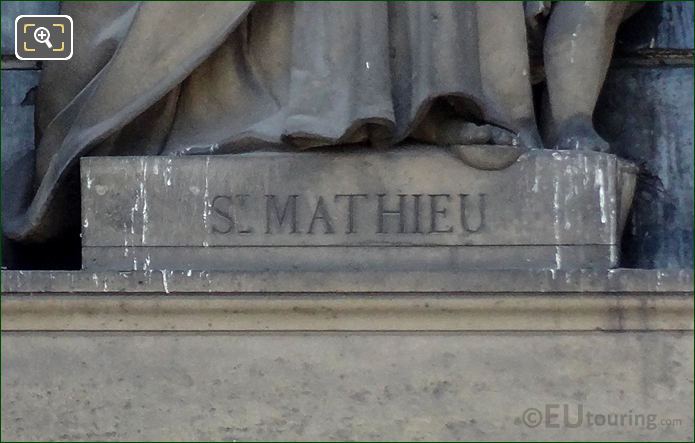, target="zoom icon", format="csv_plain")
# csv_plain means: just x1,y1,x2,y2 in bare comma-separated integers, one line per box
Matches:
15,15,73,60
